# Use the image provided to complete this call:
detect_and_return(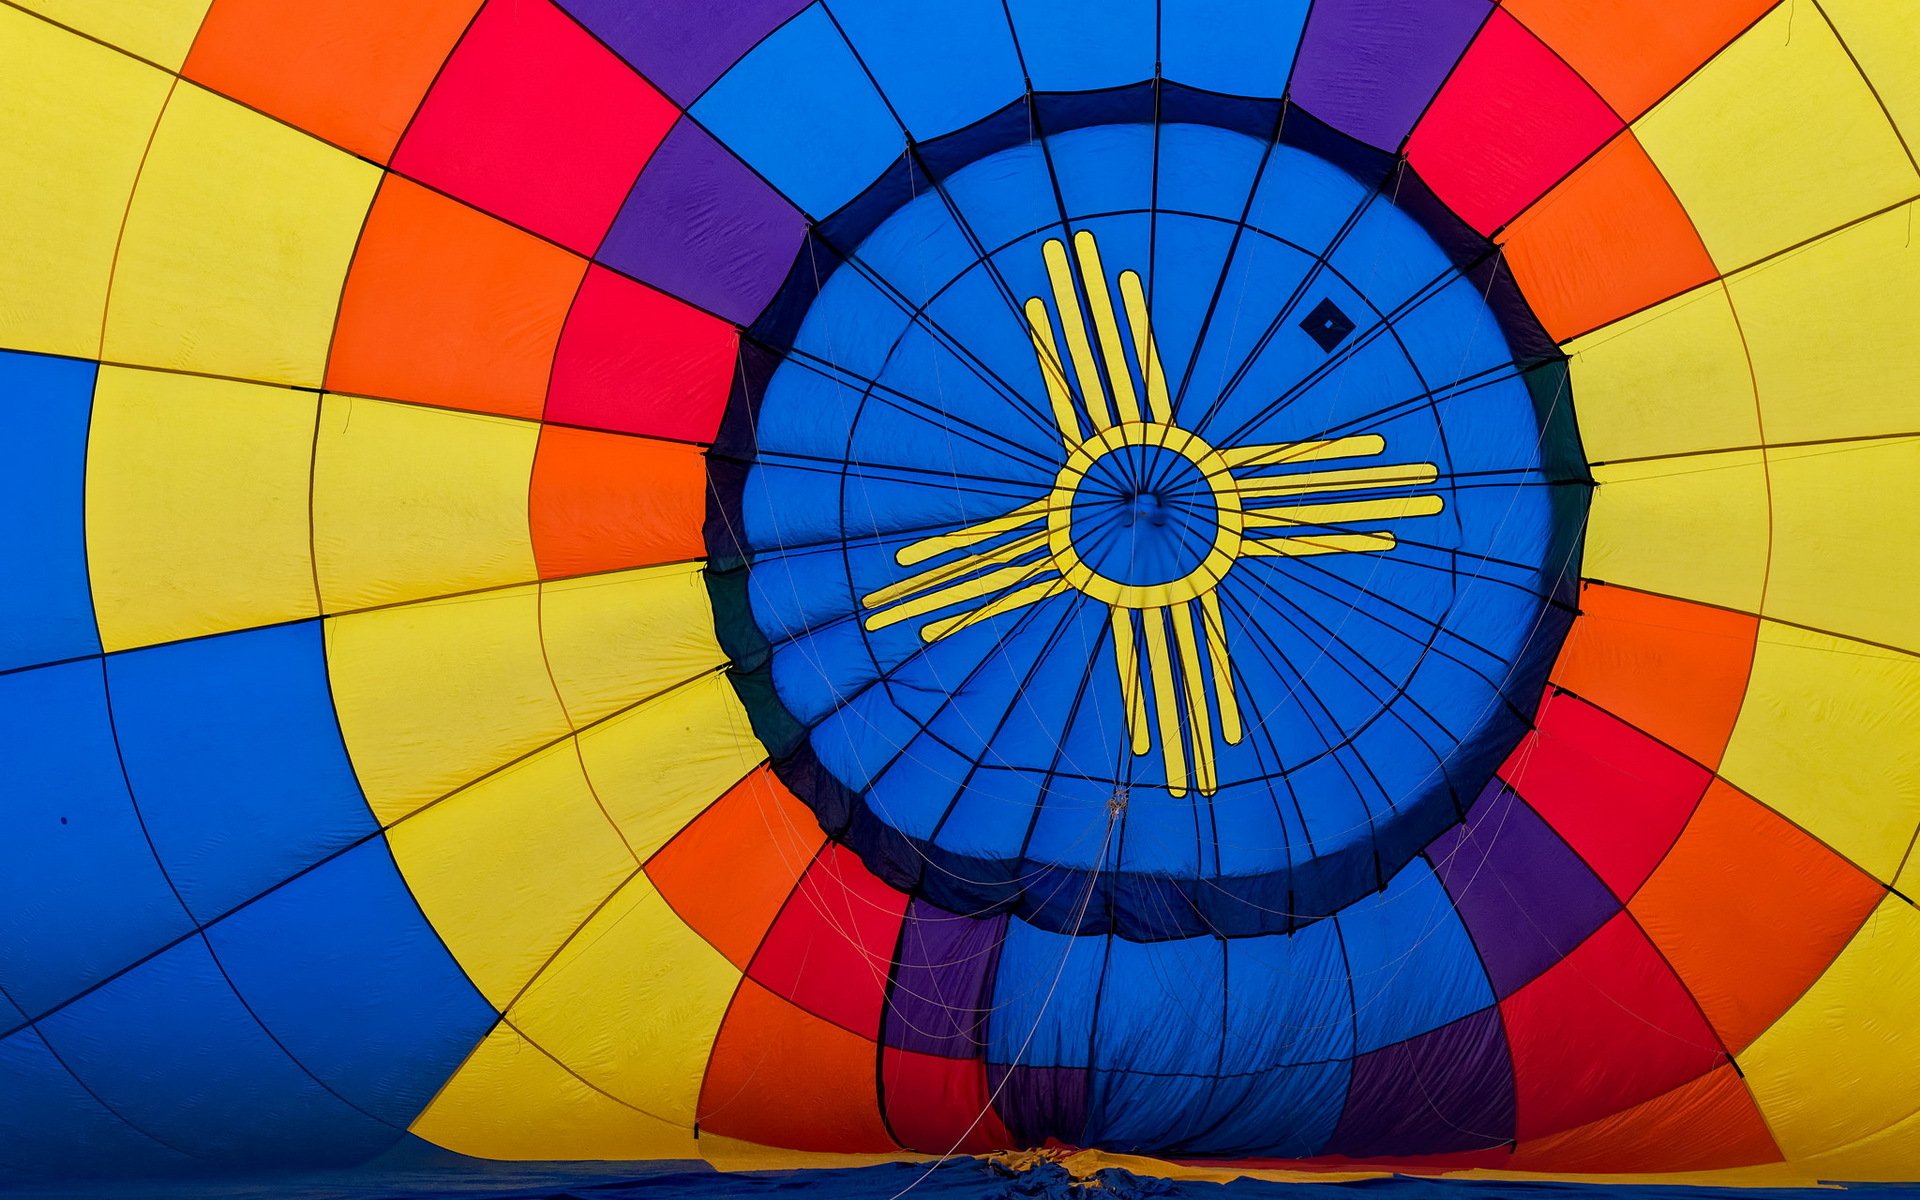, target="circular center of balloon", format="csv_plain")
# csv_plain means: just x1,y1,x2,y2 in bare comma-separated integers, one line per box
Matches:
709,120,1585,938
1053,424,1236,599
